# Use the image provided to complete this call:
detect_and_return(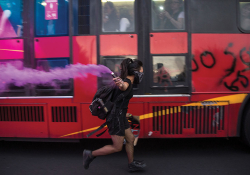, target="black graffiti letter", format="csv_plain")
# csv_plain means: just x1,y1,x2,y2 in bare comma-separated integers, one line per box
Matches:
239,47,250,72
220,43,237,84
192,55,199,72
237,71,249,88
224,71,249,91
200,51,216,68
